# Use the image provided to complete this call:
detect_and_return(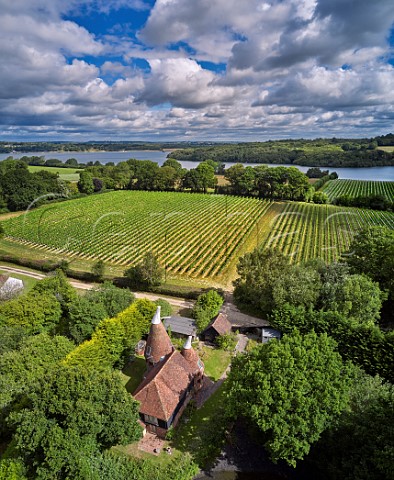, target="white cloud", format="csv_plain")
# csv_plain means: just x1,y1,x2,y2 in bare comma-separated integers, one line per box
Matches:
138,58,235,108
0,0,393,140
